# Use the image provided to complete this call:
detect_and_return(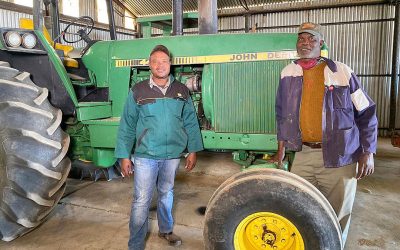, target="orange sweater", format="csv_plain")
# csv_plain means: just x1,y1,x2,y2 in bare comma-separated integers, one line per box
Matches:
300,62,326,142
